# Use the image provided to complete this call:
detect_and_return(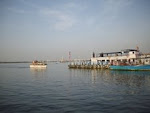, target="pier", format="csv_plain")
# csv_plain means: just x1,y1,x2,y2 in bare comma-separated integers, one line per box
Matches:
68,59,109,69
68,48,150,70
